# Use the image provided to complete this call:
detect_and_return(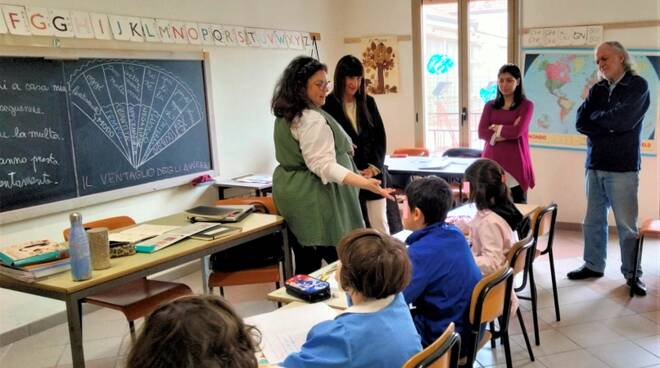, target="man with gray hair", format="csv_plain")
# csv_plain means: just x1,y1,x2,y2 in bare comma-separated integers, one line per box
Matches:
567,41,650,296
